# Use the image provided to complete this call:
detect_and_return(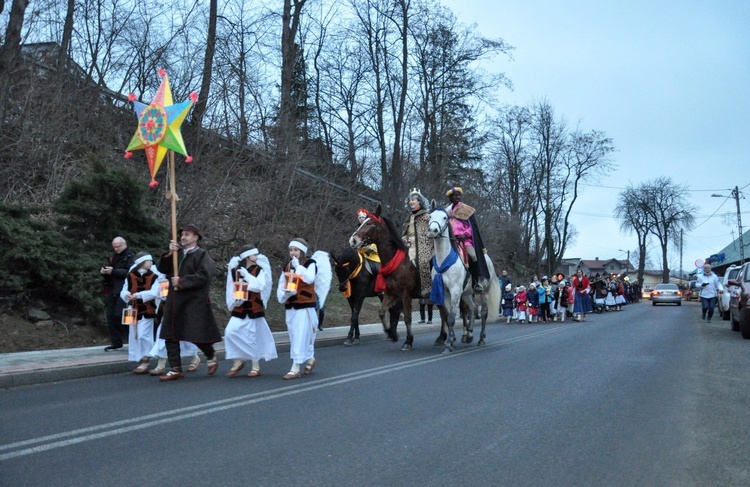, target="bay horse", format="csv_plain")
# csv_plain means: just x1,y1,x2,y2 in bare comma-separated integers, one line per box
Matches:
330,247,401,346
349,205,420,350
427,203,500,351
